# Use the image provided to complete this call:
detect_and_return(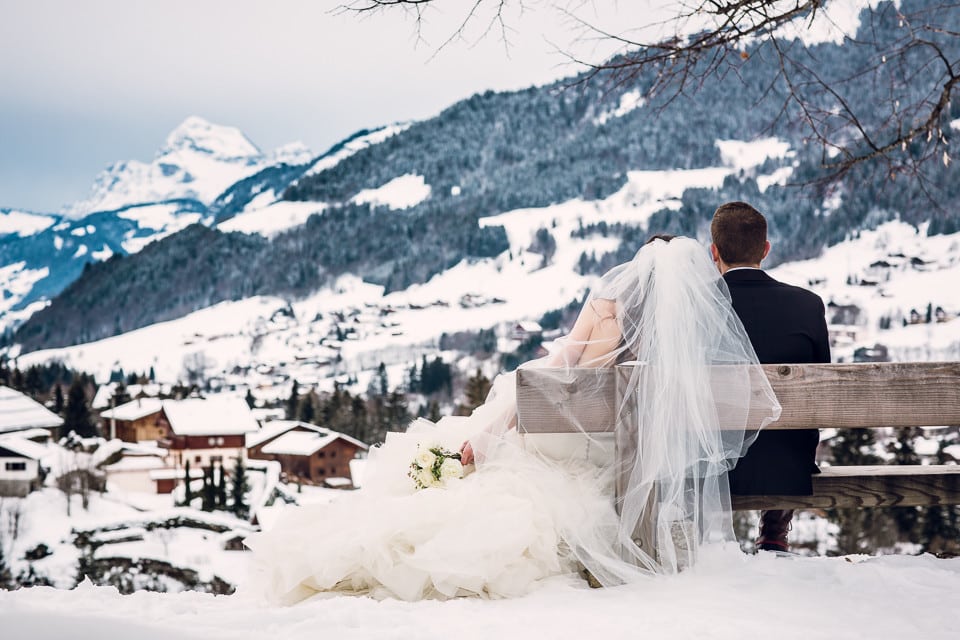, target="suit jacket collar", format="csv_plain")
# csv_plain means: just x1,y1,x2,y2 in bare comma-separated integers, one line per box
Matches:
722,268,775,284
